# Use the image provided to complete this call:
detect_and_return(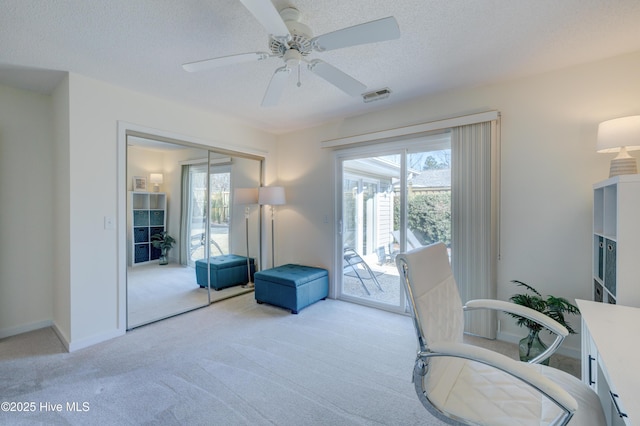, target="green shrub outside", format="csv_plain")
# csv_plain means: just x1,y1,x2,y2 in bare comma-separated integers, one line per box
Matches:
394,191,451,247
